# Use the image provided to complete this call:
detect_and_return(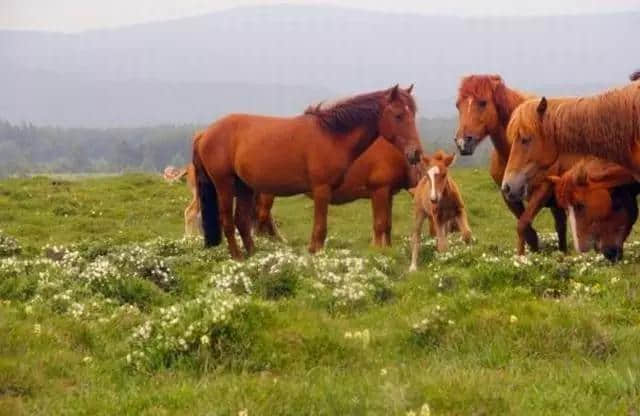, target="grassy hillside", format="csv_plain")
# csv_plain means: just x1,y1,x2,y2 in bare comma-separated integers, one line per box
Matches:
1,170,639,415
